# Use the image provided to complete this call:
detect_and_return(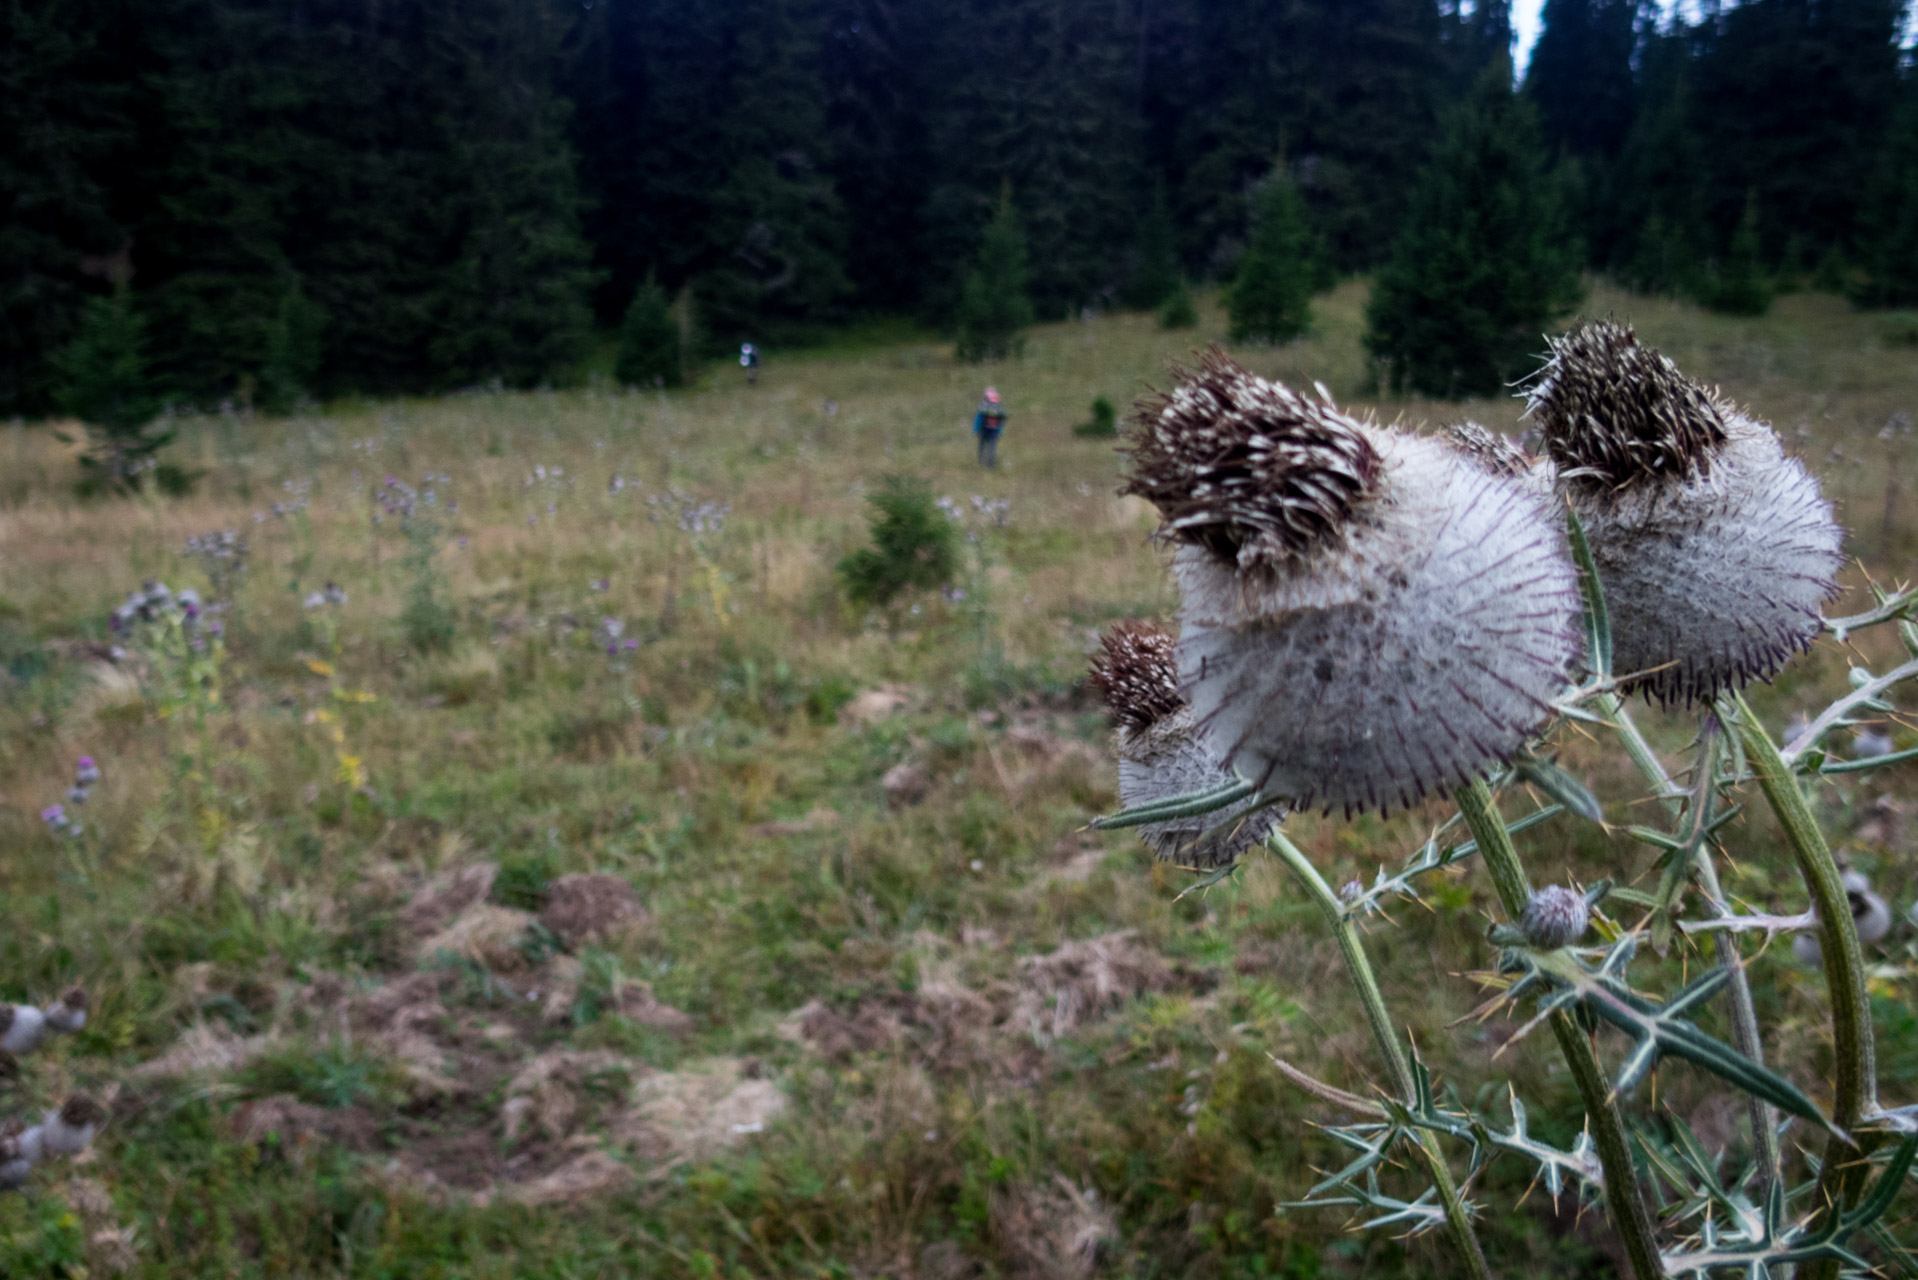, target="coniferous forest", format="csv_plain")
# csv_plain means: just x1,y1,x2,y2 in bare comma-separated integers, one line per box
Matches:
3,0,1915,415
